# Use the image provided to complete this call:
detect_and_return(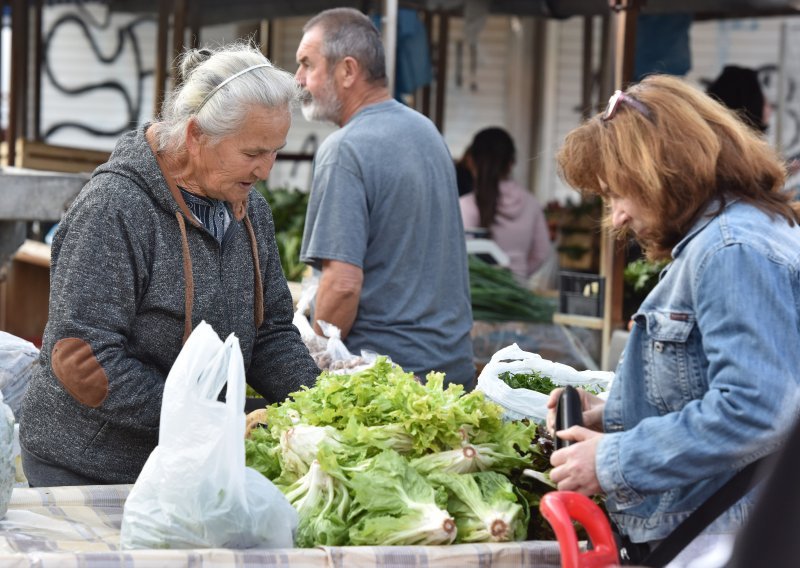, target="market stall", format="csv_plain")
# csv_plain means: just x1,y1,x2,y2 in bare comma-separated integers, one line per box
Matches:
0,485,562,567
